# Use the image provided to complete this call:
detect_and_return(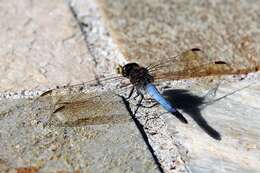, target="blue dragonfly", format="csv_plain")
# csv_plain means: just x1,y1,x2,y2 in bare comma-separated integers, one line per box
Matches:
116,62,189,123
114,47,255,124
36,48,258,127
